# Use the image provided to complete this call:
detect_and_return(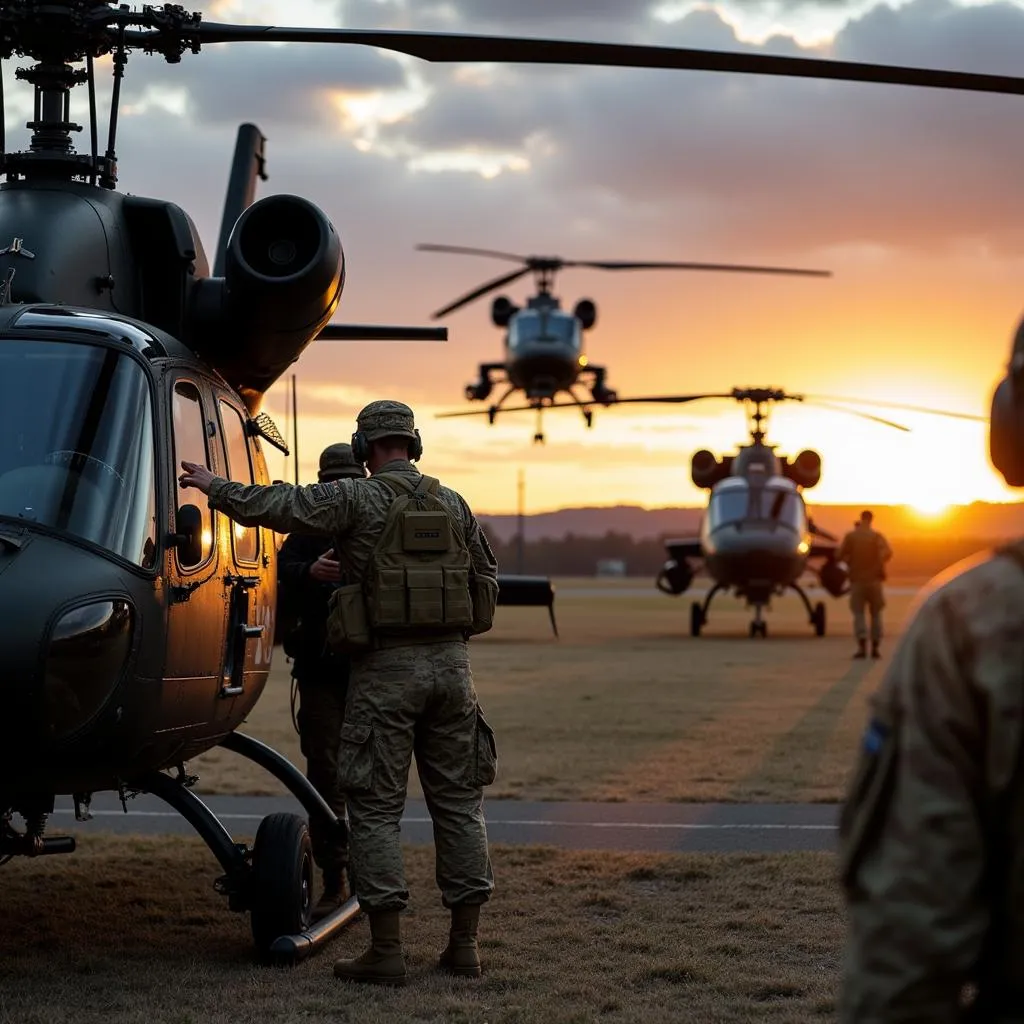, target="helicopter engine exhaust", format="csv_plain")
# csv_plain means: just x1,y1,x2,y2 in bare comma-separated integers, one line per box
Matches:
491,296,518,327
691,449,729,489
574,299,597,330
785,449,822,489
189,194,344,406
